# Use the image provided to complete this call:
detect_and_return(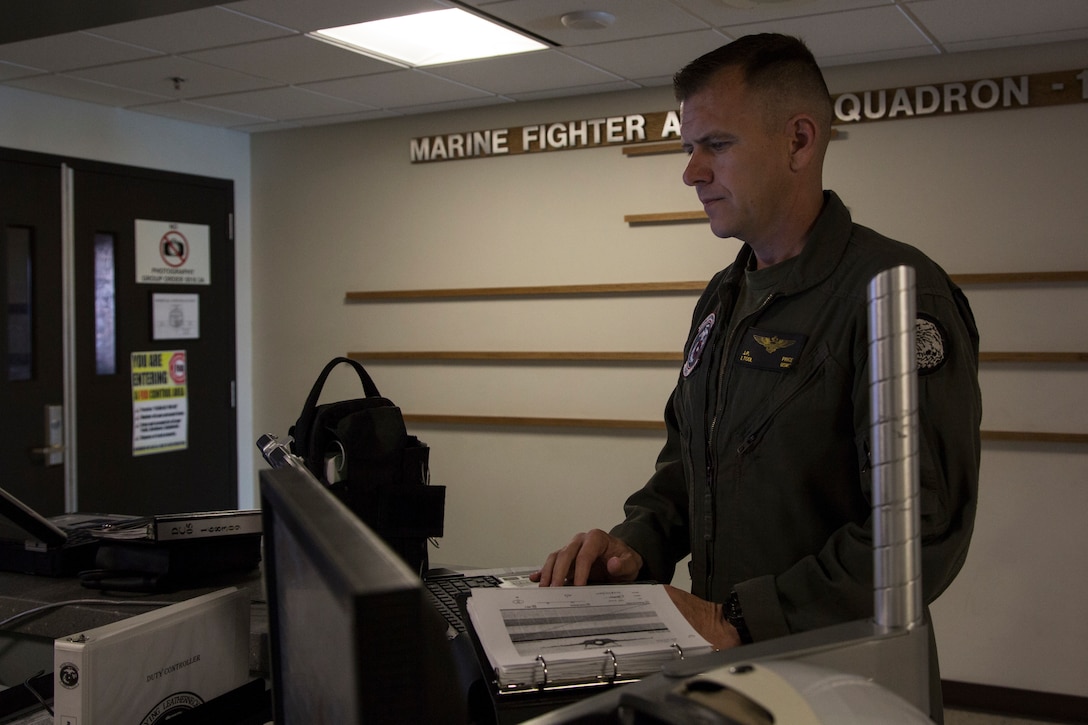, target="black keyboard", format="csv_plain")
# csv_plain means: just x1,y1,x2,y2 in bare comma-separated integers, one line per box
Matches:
424,574,503,636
